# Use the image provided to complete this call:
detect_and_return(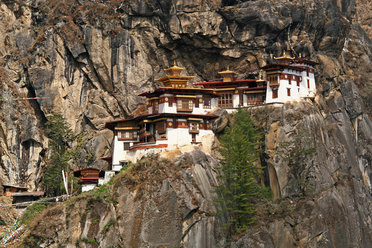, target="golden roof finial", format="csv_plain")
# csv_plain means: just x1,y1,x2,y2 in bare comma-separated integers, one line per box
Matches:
299,53,302,58
274,50,294,61
218,66,238,82
173,60,177,66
